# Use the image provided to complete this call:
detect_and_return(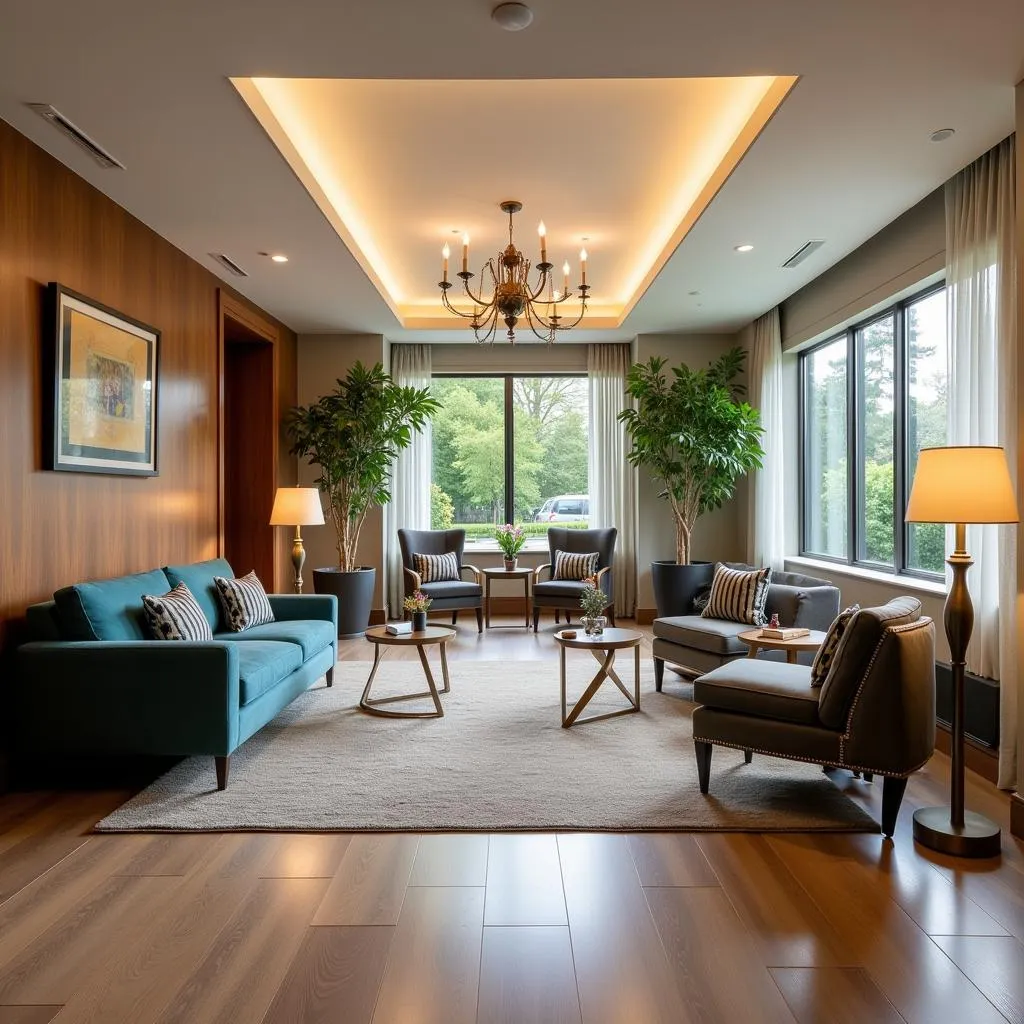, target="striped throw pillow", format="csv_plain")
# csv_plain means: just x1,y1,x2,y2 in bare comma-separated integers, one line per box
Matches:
701,564,772,626
414,551,460,583
553,550,600,581
213,571,275,632
810,604,860,687
142,583,213,641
